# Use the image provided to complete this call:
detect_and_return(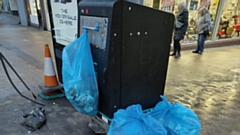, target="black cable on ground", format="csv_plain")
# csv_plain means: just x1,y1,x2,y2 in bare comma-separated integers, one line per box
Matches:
0,52,44,106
